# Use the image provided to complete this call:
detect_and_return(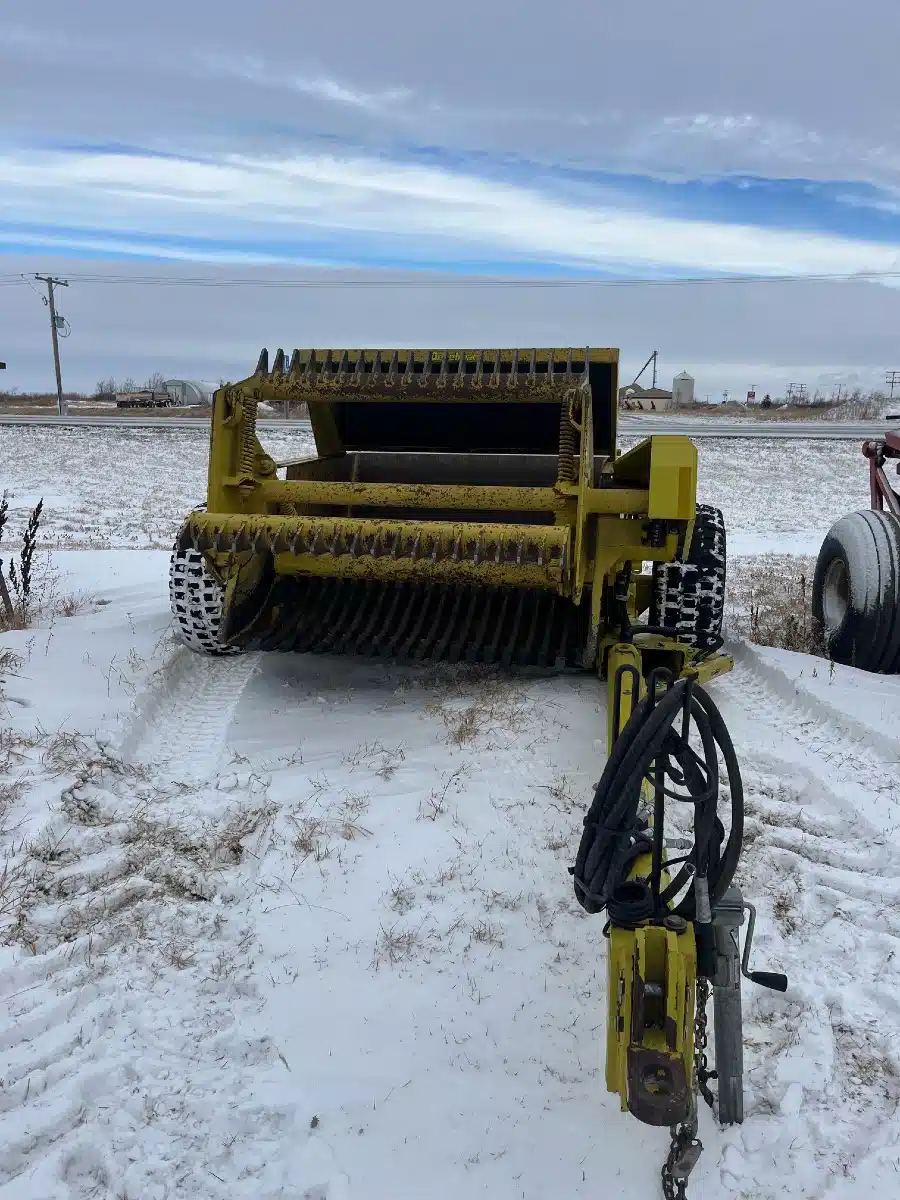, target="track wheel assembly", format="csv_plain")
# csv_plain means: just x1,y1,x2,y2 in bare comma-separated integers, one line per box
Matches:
169,544,241,657
650,504,726,651
812,509,900,673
